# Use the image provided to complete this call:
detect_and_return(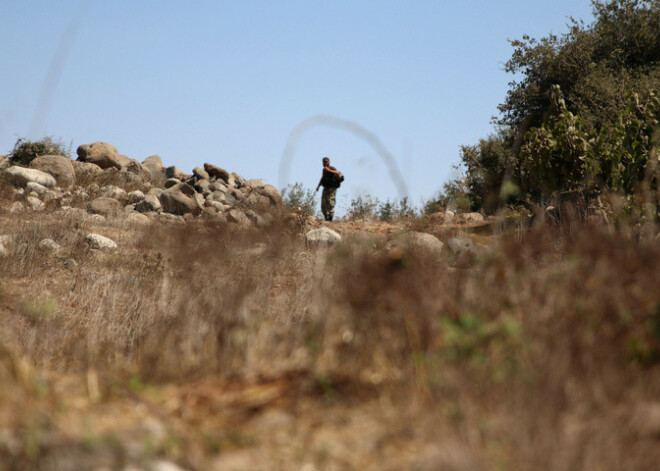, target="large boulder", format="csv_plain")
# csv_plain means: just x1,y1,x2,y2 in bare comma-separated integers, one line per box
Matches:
88,196,121,216
305,227,342,246
76,142,122,170
159,183,203,215
204,163,230,183
29,155,76,189
4,166,56,188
